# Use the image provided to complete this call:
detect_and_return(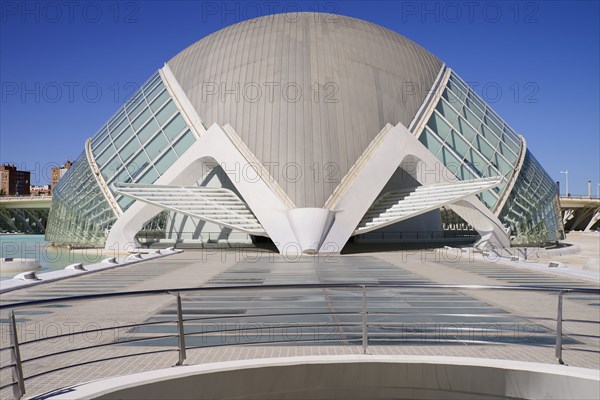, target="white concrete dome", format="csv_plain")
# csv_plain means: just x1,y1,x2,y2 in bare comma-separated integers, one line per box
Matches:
46,12,564,252
167,13,443,208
